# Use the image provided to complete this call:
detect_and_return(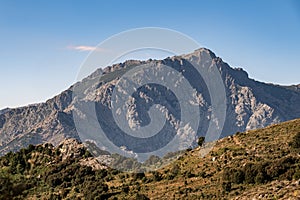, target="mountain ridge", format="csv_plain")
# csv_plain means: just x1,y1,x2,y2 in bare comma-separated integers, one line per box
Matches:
0,48,299,155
